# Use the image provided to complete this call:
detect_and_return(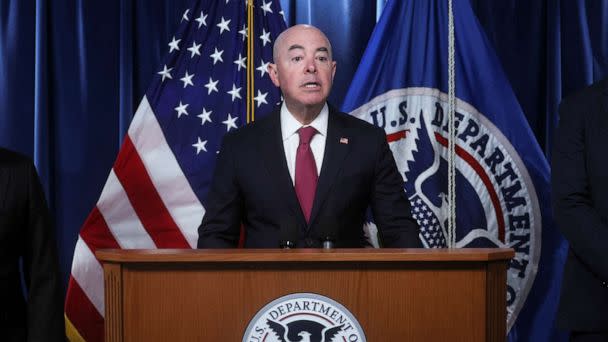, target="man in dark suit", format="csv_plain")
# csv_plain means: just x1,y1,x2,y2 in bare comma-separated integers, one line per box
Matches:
0,147,65,341
552,78,608,340
198,25,420,249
